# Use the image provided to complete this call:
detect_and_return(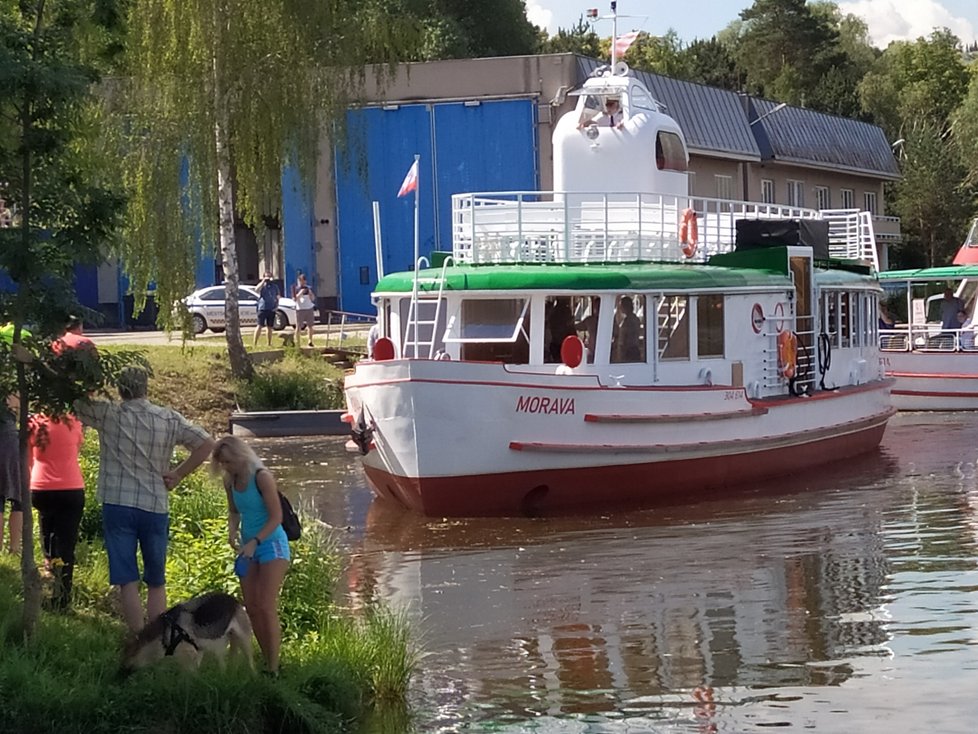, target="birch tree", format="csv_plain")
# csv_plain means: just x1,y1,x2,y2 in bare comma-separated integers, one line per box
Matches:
118,0,418,379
